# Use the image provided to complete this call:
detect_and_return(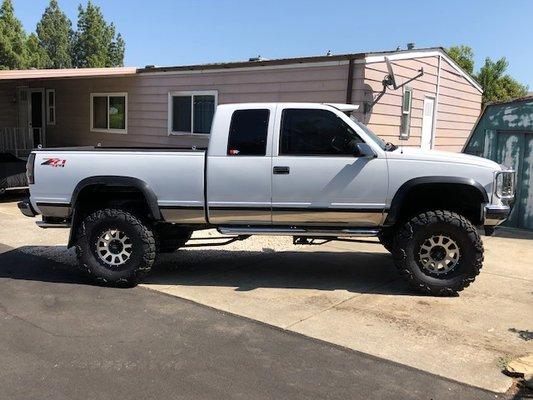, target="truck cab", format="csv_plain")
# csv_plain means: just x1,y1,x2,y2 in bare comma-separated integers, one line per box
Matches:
206,103,387,227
